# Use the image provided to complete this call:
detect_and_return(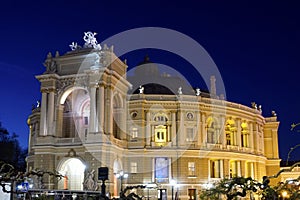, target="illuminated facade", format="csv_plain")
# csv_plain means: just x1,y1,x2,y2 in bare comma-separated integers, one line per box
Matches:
27,38,281,199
